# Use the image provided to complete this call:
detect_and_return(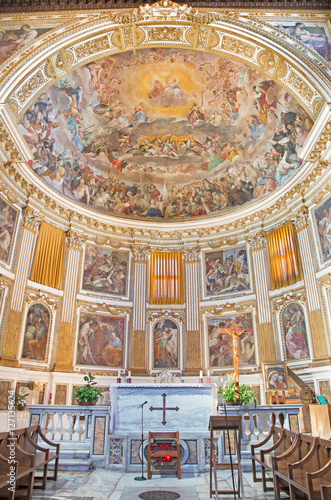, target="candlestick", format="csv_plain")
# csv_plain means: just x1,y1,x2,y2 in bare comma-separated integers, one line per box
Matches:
199,370,203,378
